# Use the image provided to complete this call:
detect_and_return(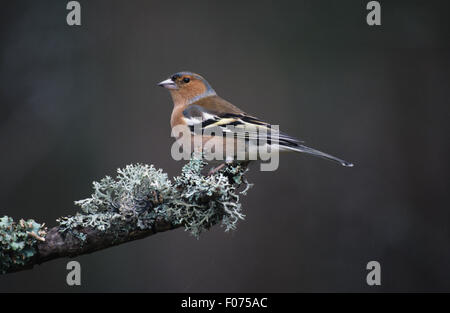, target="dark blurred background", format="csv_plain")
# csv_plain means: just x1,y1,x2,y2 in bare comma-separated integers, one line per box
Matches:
0,0,449,292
